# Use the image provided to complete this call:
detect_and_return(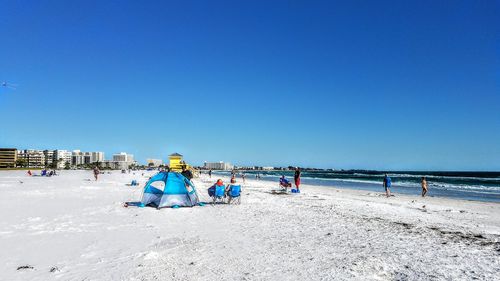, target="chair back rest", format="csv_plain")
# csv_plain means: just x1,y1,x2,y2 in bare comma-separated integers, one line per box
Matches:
230,185,241,197
215,185,225,197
